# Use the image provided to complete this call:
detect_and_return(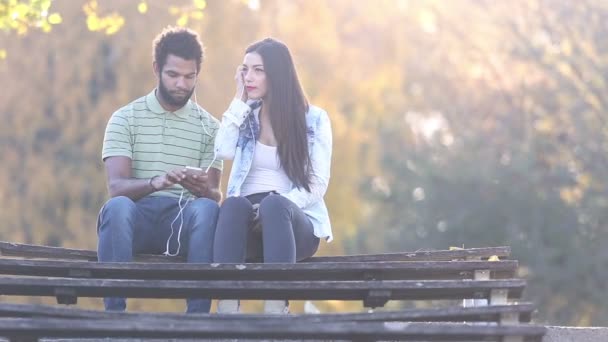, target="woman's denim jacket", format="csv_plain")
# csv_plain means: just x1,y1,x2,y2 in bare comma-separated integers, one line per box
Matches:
214,99,333,241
